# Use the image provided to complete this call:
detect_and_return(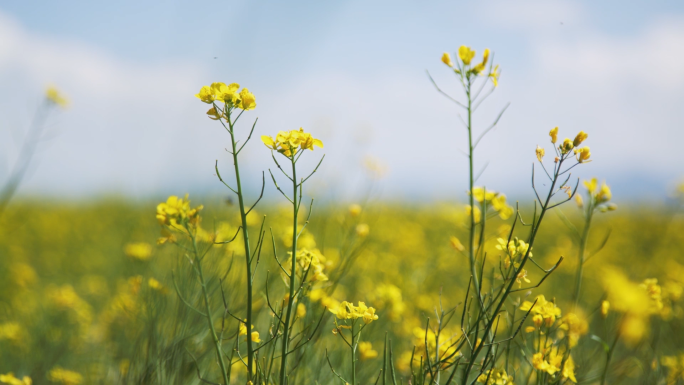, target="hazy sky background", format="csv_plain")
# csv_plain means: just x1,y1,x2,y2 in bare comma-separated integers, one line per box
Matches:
0,0,683,203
